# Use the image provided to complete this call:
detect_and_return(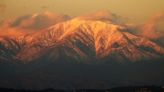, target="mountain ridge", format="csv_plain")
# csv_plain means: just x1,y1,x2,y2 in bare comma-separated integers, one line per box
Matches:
0,19,163,64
